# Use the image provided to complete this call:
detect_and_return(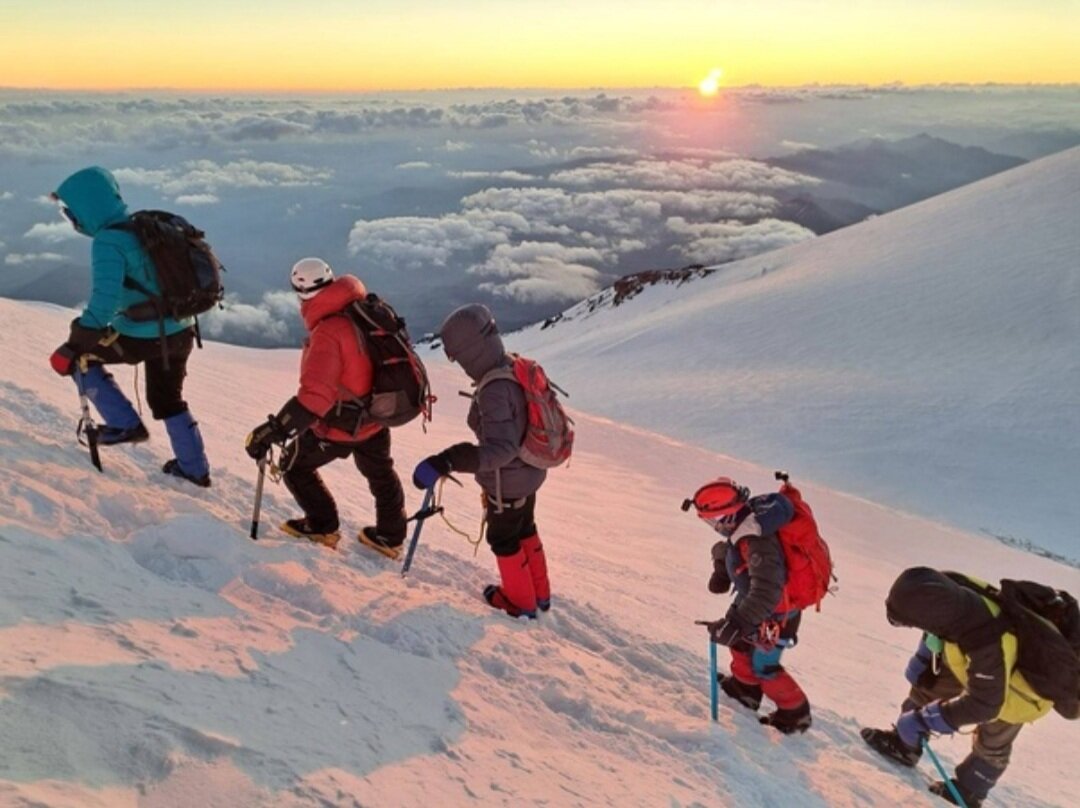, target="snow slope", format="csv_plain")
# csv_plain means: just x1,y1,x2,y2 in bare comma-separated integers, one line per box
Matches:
0,297,1078,807
512,147,1080,561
